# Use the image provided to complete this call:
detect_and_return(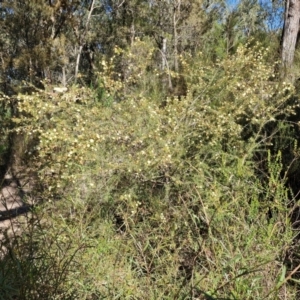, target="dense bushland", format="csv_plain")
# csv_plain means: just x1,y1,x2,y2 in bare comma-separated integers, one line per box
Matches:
1,42,300,299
